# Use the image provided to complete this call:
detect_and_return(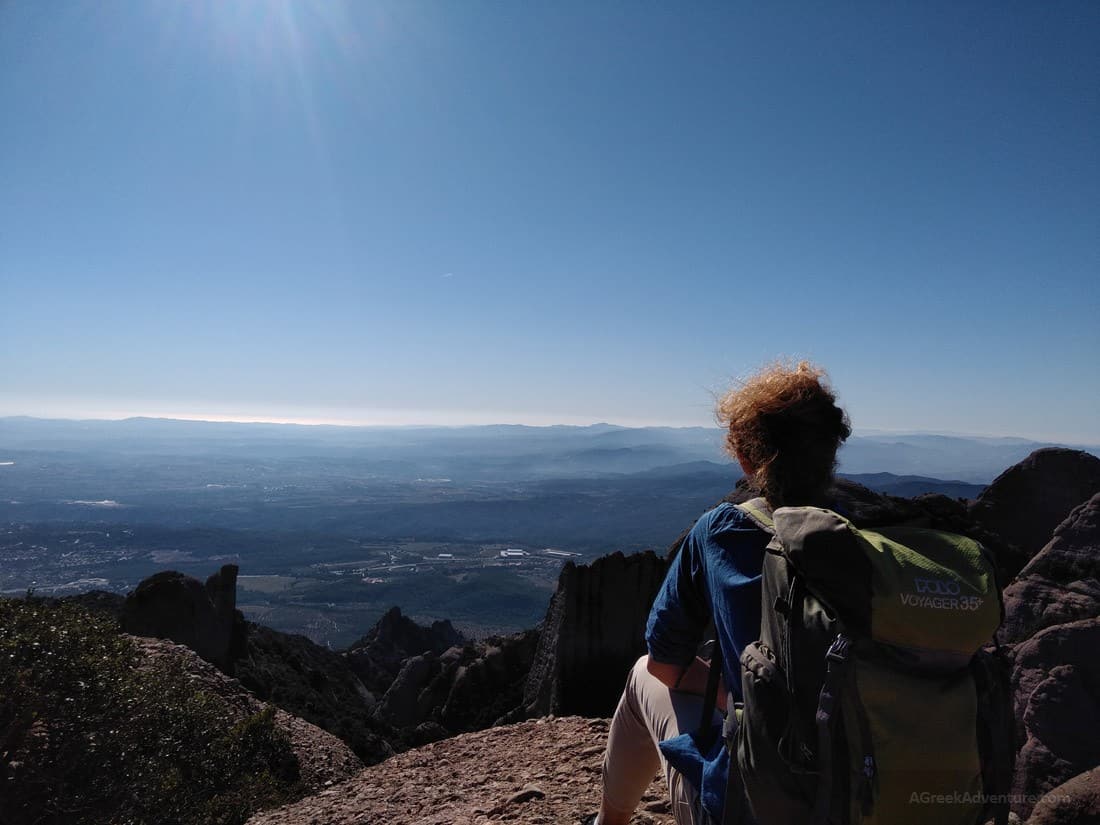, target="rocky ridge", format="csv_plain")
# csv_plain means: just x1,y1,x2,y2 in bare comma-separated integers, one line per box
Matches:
346,607,466,698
